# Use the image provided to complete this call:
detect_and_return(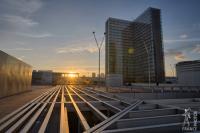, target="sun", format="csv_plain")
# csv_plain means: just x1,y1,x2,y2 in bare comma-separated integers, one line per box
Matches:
68,73,76,78
67,72,78,78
